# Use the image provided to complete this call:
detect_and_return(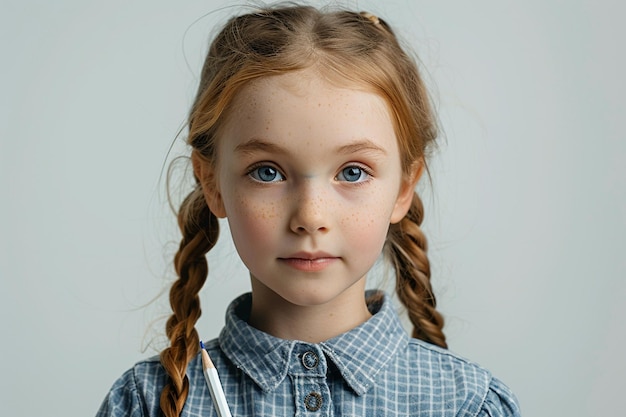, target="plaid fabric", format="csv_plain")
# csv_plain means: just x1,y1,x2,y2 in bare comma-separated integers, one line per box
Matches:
97,292,521,416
